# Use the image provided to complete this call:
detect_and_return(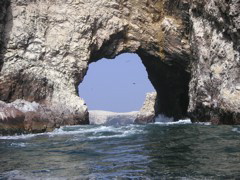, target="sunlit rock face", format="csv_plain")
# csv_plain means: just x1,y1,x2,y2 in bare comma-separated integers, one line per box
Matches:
135,92,157,124
0,0,239,133
189,0,240,124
